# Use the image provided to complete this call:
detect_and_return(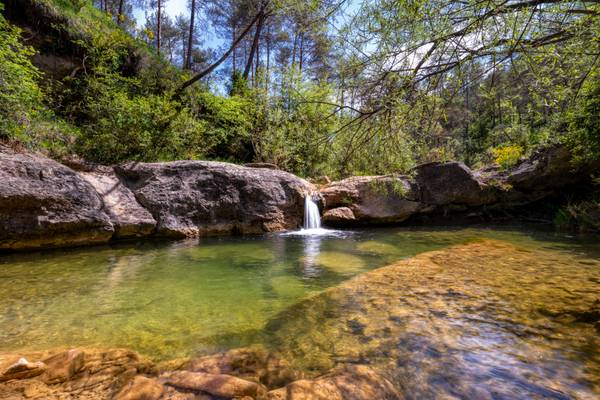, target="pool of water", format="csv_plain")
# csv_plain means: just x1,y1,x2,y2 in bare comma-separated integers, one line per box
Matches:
1,227,599,390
